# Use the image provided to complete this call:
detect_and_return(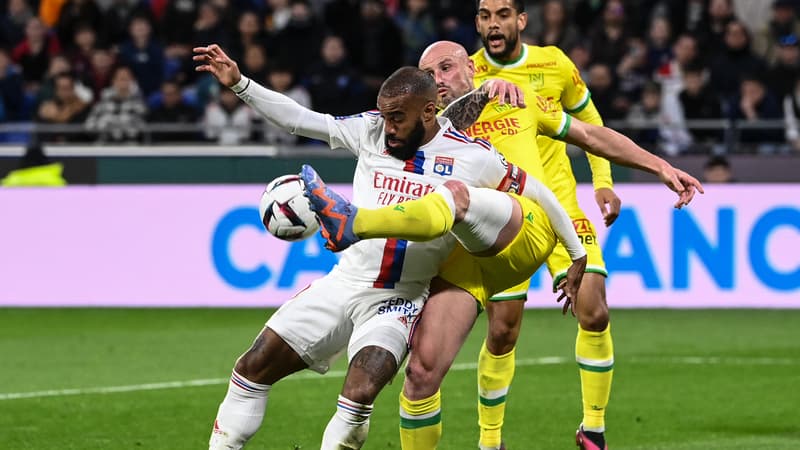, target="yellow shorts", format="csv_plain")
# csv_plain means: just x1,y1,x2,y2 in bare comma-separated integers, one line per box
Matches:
489,186,607,301
437,194,556,308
